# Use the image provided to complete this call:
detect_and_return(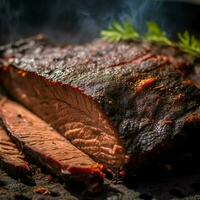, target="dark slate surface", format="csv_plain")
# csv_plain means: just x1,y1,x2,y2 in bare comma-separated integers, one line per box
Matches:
1,154,200,200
